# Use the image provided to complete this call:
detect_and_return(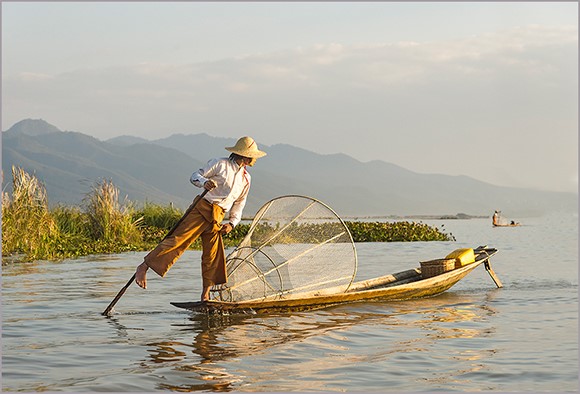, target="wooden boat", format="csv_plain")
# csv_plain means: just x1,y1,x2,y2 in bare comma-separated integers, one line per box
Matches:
493,223,520,227
172,246,501,314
